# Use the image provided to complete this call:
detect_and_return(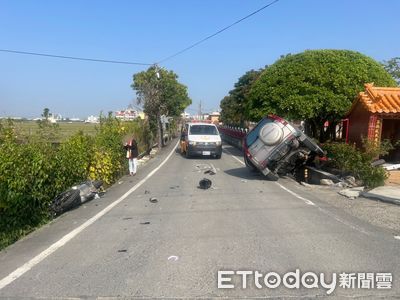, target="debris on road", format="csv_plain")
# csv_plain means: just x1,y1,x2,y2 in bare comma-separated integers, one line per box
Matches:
145,190,150,194
140,221,150,225
241,179,248,183
199,178,212,189
320,179,335,186
118,249,127,253
203,163,217,175
149,197,158,203
122,217,133,220
338,187,365,199
170,185,180,189
168,255,179,261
